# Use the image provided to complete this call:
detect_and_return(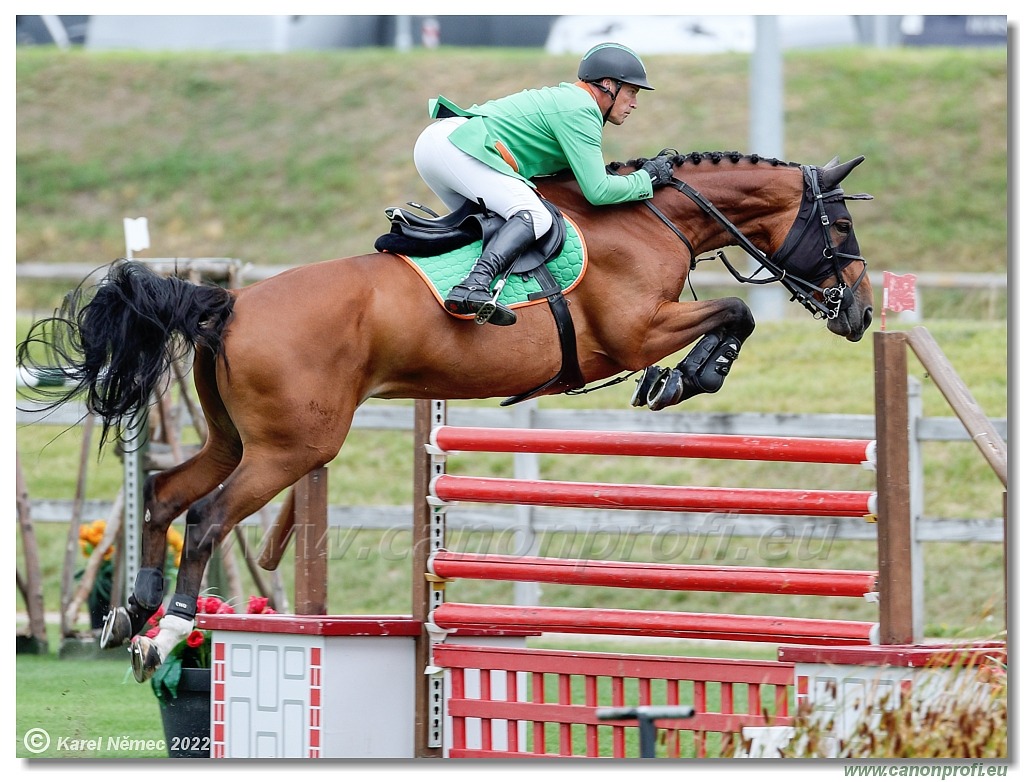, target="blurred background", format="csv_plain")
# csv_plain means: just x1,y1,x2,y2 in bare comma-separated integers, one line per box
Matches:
15,13,1009,52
